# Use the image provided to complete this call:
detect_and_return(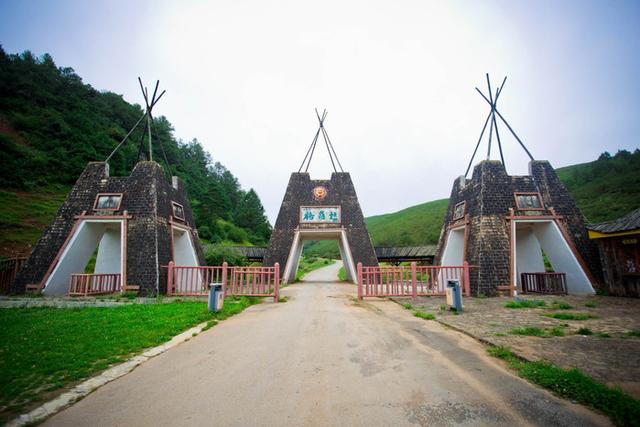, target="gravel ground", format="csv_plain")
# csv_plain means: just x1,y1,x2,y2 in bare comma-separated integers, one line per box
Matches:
395,294,640,399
